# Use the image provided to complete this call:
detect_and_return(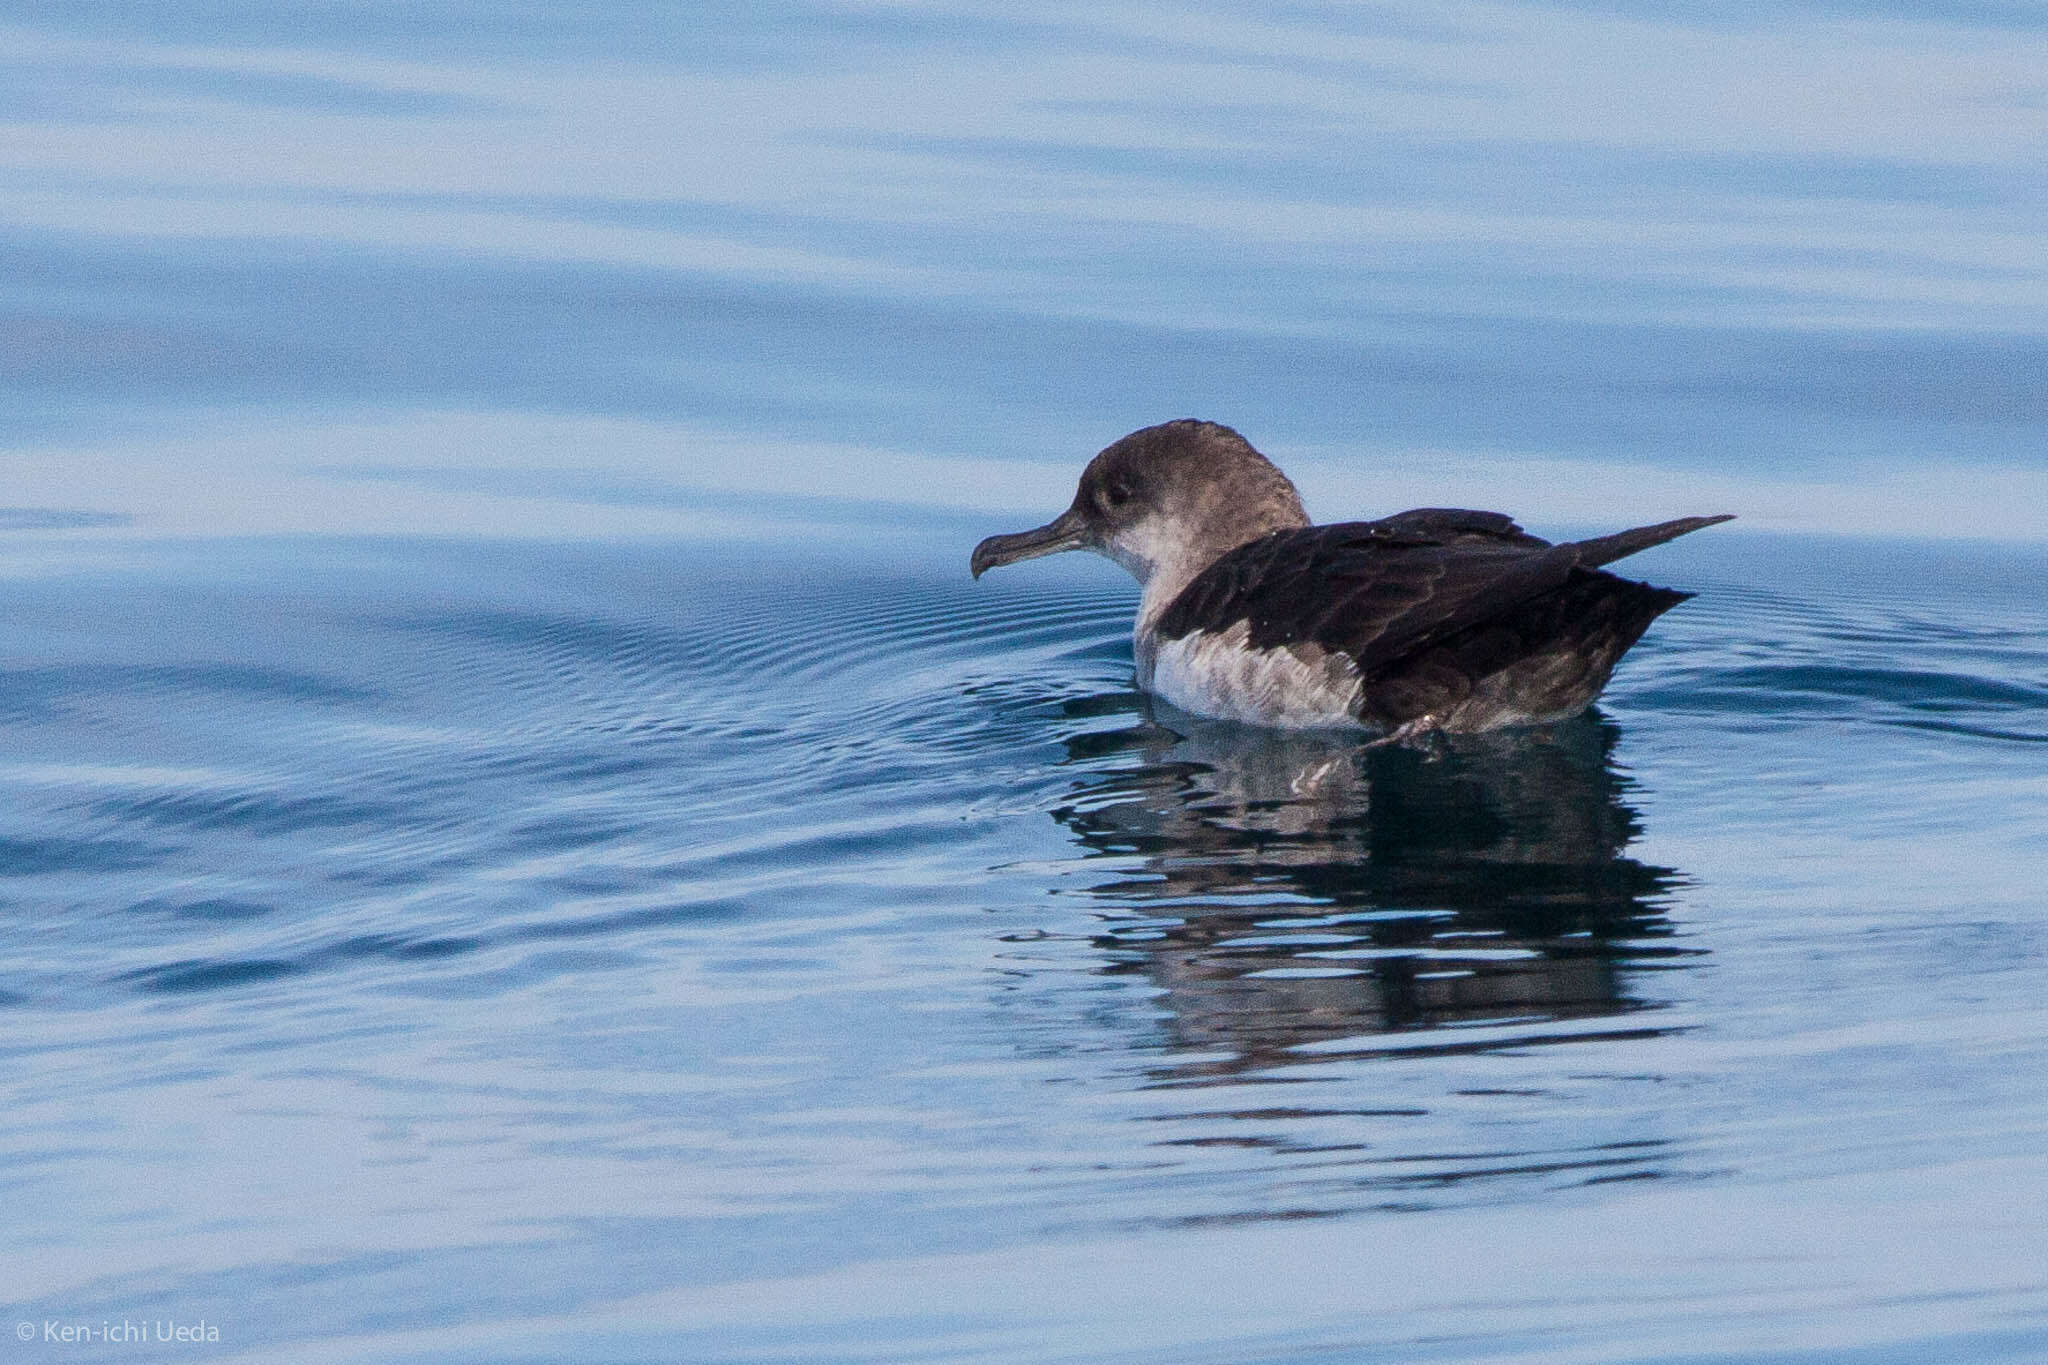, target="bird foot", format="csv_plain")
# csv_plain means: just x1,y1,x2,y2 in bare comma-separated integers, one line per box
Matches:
1363,715,1443,751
